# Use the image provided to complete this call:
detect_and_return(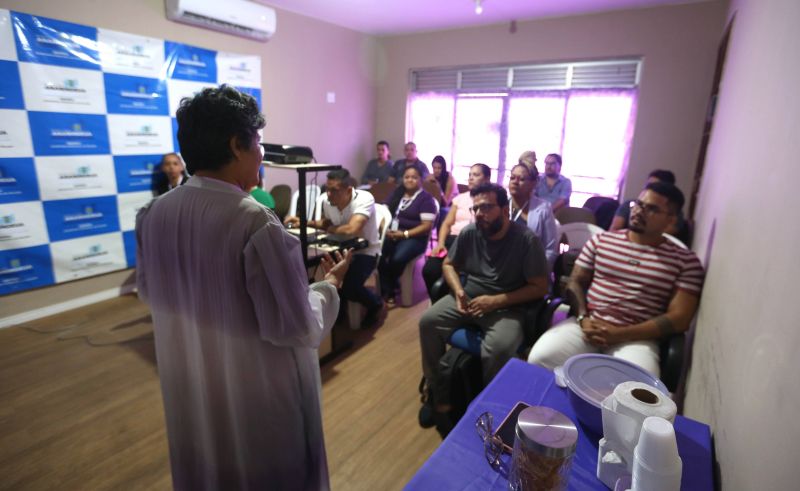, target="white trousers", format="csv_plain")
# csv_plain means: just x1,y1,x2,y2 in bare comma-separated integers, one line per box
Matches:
527,317,661,377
